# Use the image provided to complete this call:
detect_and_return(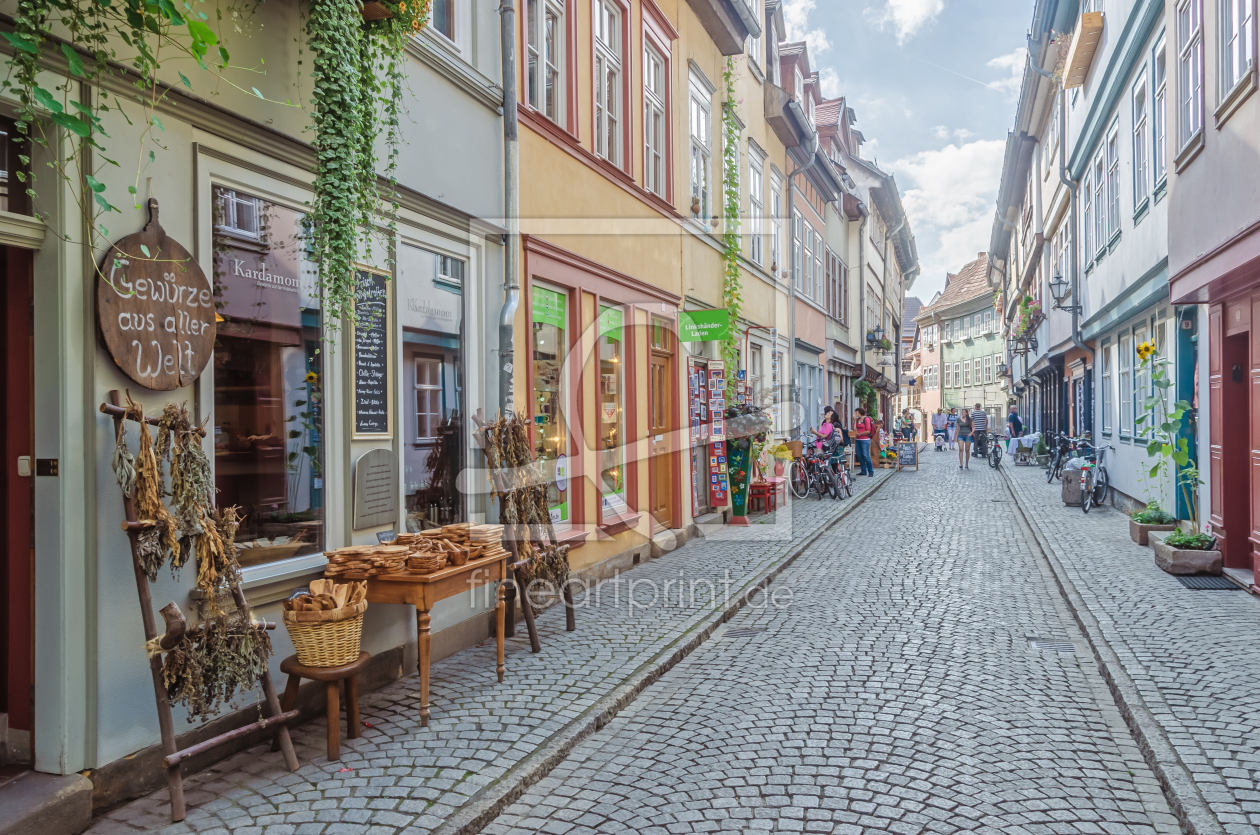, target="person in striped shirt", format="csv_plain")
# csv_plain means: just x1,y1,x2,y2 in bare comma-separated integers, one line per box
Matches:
970,404,990,457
